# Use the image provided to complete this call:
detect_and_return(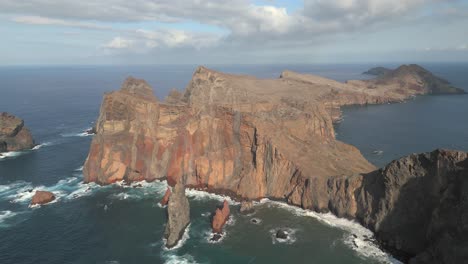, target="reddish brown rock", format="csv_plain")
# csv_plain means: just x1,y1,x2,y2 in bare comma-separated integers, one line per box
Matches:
212,200,230,233
0,112,35,152
83,66,467,263
31,191,55,205
160,187,171,206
